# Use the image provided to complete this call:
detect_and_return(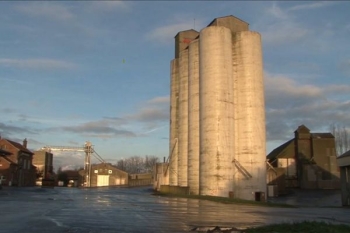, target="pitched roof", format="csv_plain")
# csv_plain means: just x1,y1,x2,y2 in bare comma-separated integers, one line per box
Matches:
338,150,350,159
267,139,294,161
5,139,33,155
174,29,199,38
295,124,310,133
207,15,249,27
1,155,17,165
